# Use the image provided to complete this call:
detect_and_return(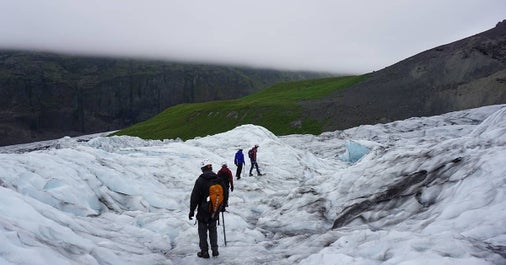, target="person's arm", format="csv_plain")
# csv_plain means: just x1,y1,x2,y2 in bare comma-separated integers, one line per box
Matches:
189,178,201,219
